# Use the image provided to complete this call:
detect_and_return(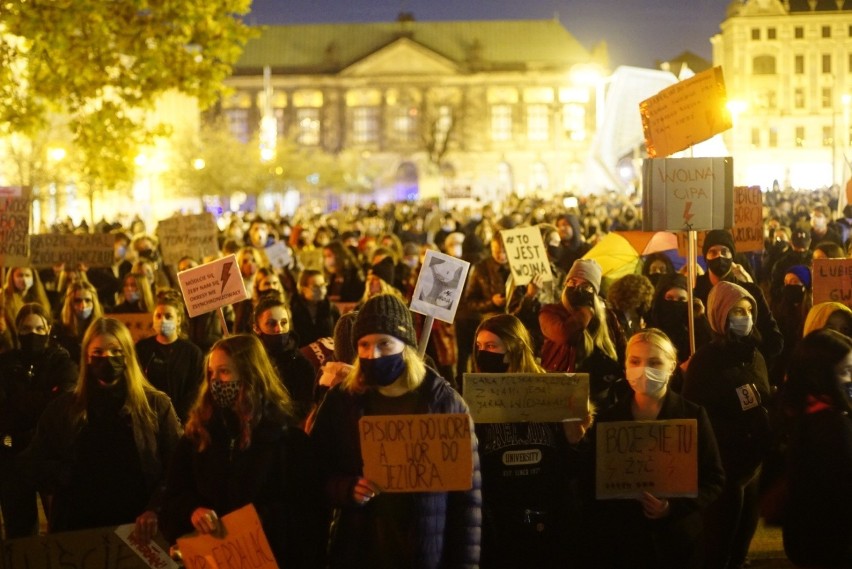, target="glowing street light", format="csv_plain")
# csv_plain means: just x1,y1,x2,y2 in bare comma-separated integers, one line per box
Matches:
192,158,206,170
